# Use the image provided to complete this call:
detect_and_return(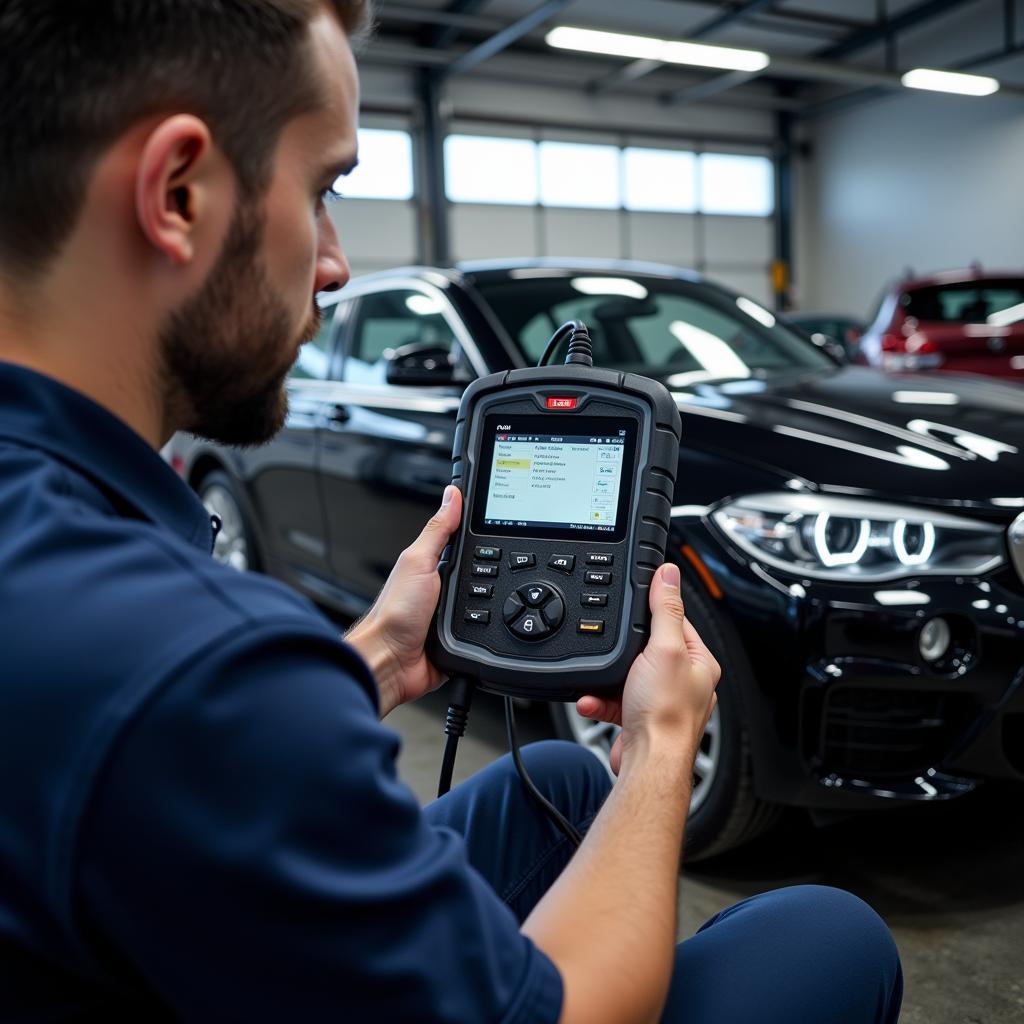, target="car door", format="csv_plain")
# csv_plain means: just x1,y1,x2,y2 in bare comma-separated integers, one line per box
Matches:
318,281,482,606
242,295,350,592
